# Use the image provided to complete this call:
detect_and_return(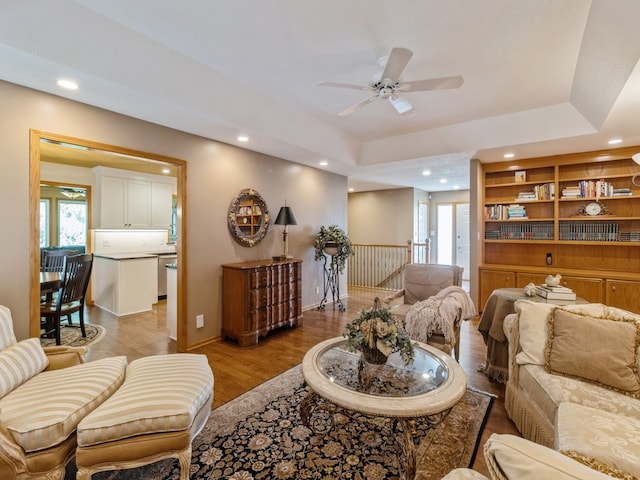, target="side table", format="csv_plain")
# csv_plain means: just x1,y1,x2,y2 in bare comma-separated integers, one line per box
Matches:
477,288,586,383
